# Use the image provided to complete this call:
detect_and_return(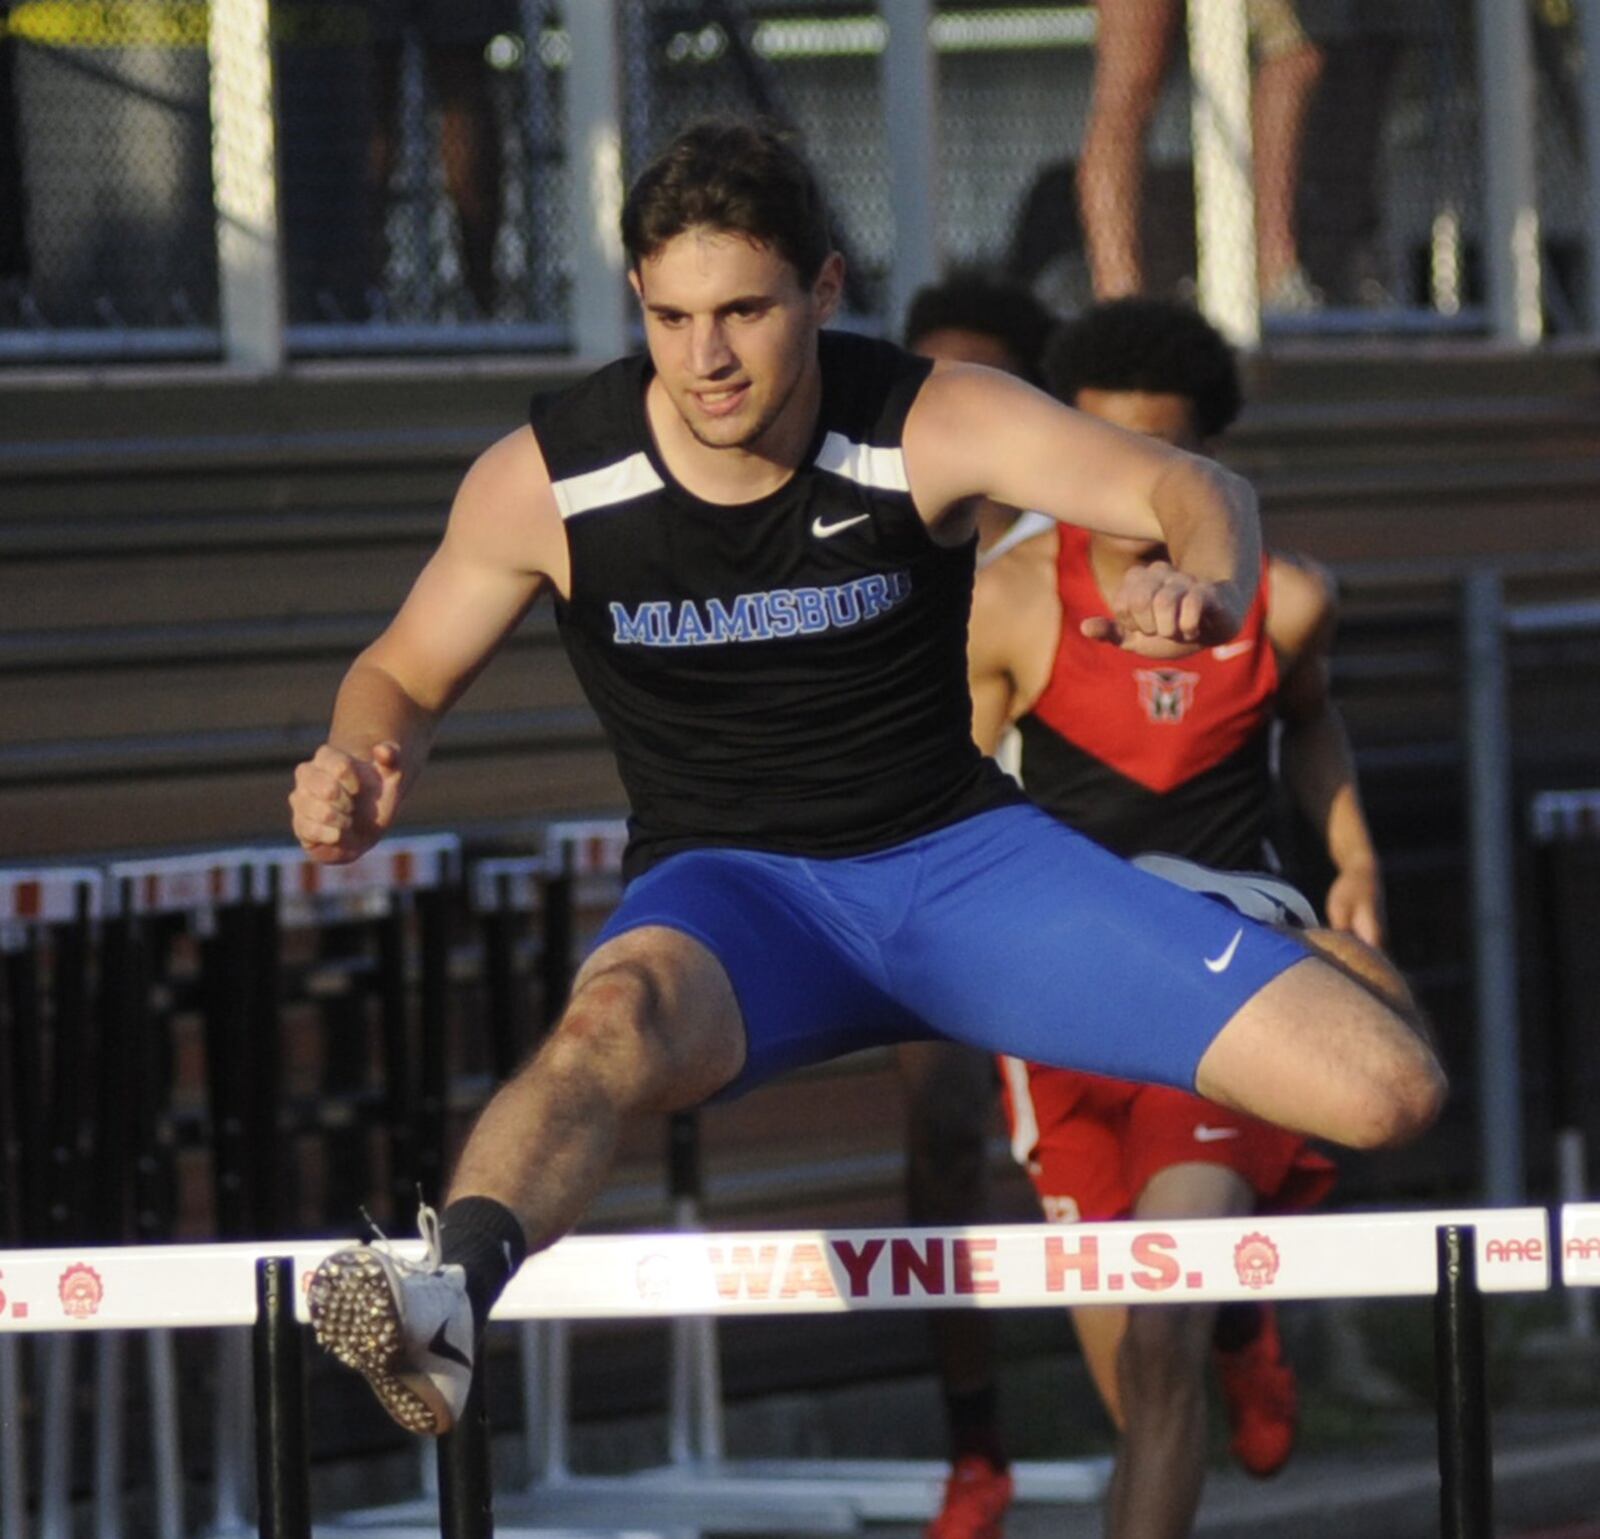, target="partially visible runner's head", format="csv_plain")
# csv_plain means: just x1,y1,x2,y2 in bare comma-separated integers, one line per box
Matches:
1043,296,1243,451
903,268,1056,385
622,117,835,285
